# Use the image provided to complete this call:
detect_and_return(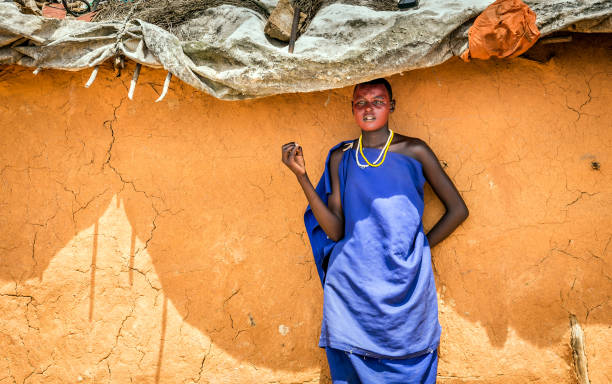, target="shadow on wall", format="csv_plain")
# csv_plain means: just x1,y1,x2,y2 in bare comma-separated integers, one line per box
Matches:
0,34,610,375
